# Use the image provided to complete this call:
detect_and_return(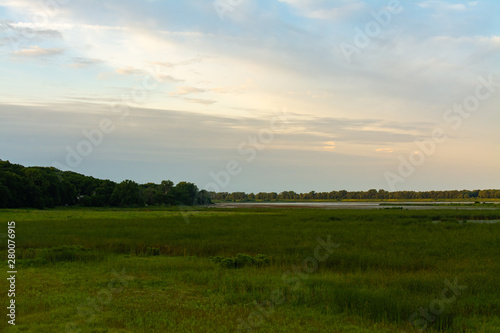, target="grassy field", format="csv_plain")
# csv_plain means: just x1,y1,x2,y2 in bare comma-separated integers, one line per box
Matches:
1,207,499,332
